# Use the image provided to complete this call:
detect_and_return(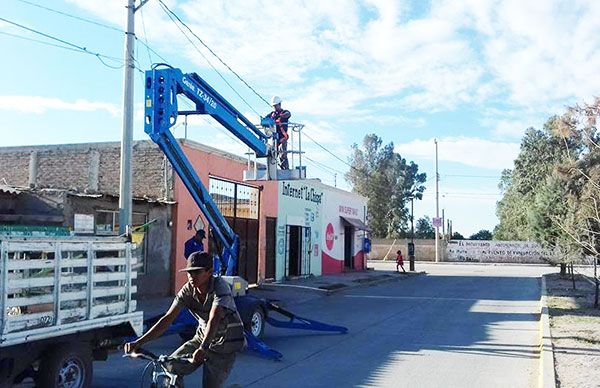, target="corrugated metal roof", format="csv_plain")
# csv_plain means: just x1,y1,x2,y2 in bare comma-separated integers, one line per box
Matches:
0,184,21,195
